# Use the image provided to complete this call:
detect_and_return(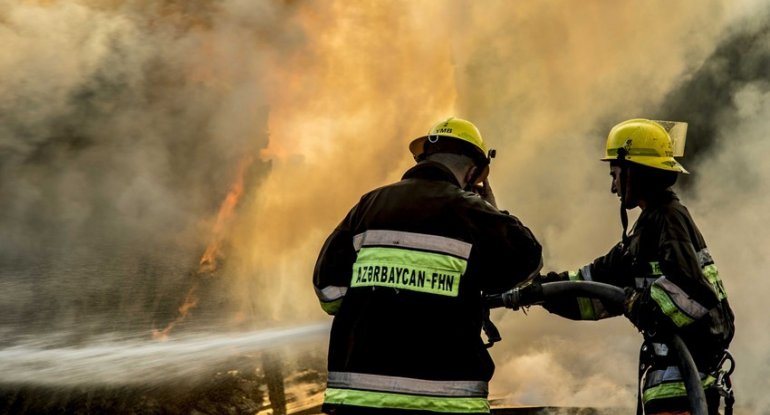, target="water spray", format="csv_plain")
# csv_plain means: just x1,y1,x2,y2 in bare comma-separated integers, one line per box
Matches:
0,323,328,386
